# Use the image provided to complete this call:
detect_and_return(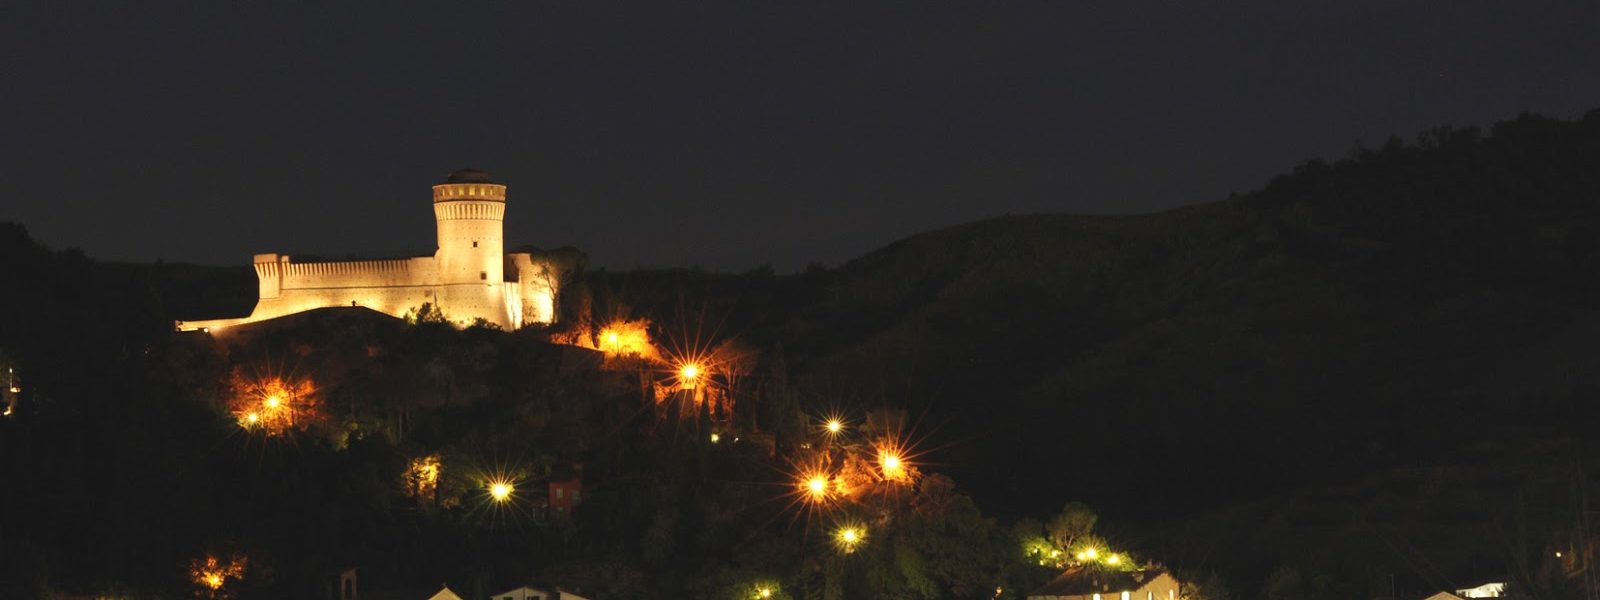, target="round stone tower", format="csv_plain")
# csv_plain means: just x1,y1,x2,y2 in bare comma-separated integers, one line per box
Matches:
432,168,509,327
